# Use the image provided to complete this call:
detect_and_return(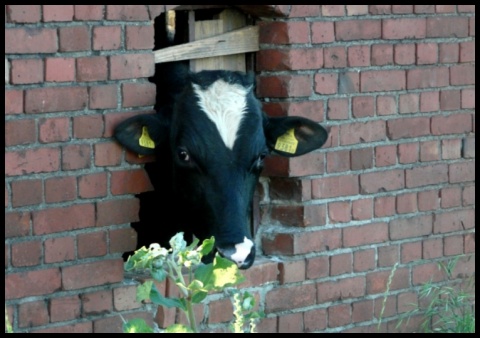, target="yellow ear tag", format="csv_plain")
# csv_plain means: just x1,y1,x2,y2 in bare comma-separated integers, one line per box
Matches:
274,128,298,154
139,126,155,149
